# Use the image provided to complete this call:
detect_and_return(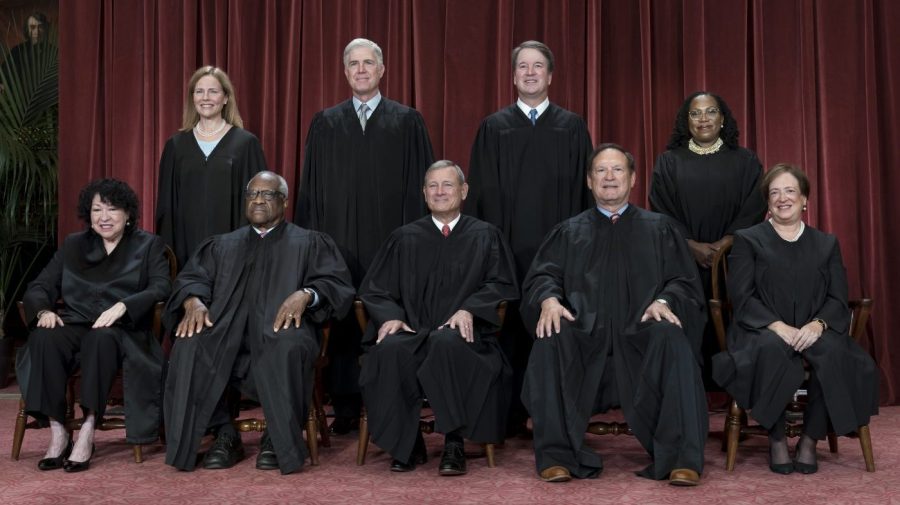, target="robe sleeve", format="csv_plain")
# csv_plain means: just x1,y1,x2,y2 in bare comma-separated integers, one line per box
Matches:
358,232,408,331
723,150,766,235
655,221,707,357
459,228,520,329
402,111,434,224
156,137,177,242
294,113,324,229
22,248,64,323
572,117,594,211
120,235,173,323
816,237,851,334
163,237,218,331
727,232,781,330
465,120,503,226
520,224,571,333
648,152,692,240
301,232,355,323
